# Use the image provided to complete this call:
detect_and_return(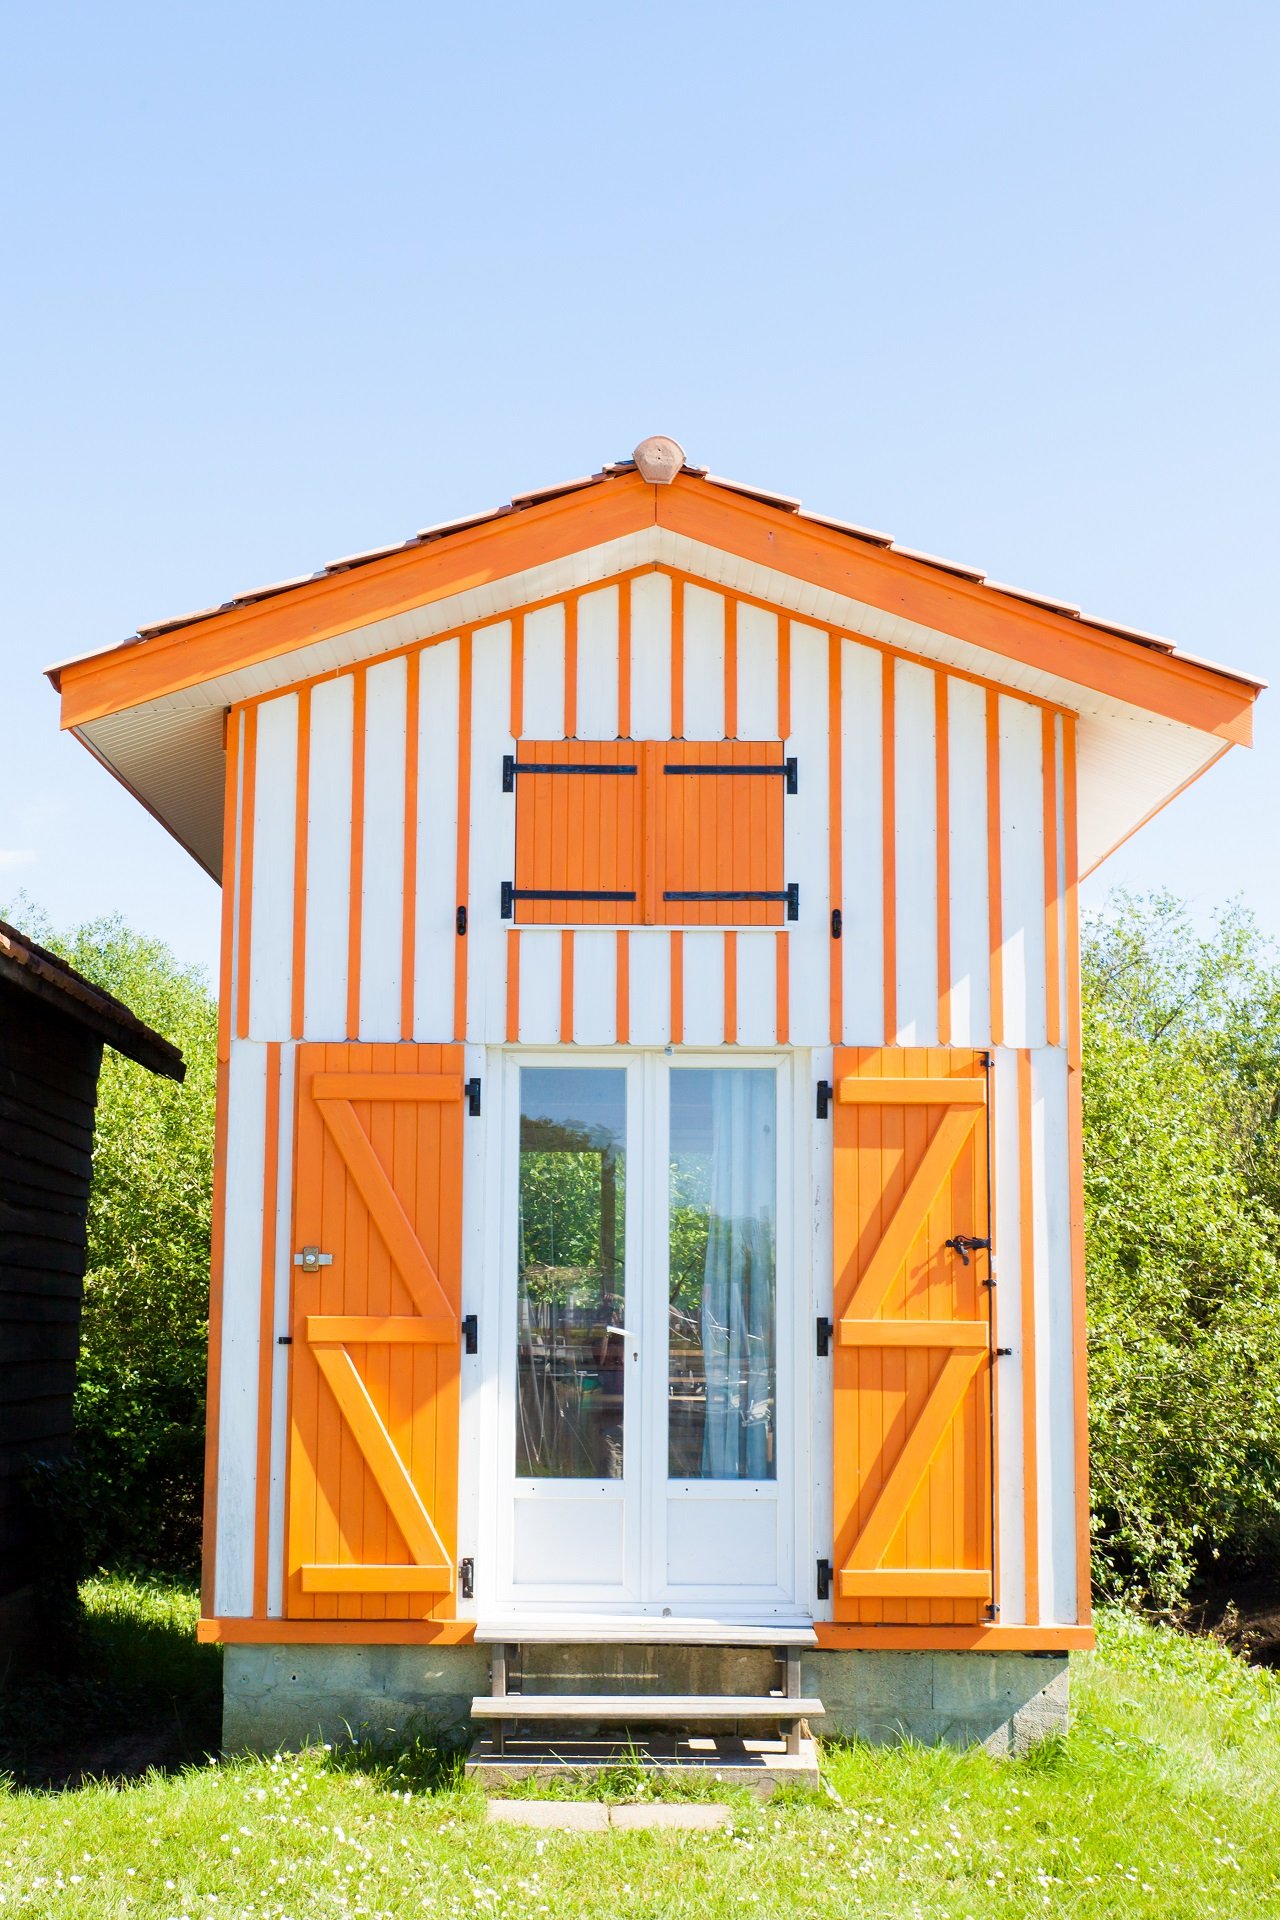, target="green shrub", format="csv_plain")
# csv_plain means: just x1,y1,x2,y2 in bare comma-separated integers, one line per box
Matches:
1082,893,1280,1607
